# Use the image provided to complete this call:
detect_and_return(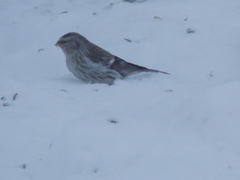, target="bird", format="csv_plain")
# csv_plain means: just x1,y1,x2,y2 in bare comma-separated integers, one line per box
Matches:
55,32,169,85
